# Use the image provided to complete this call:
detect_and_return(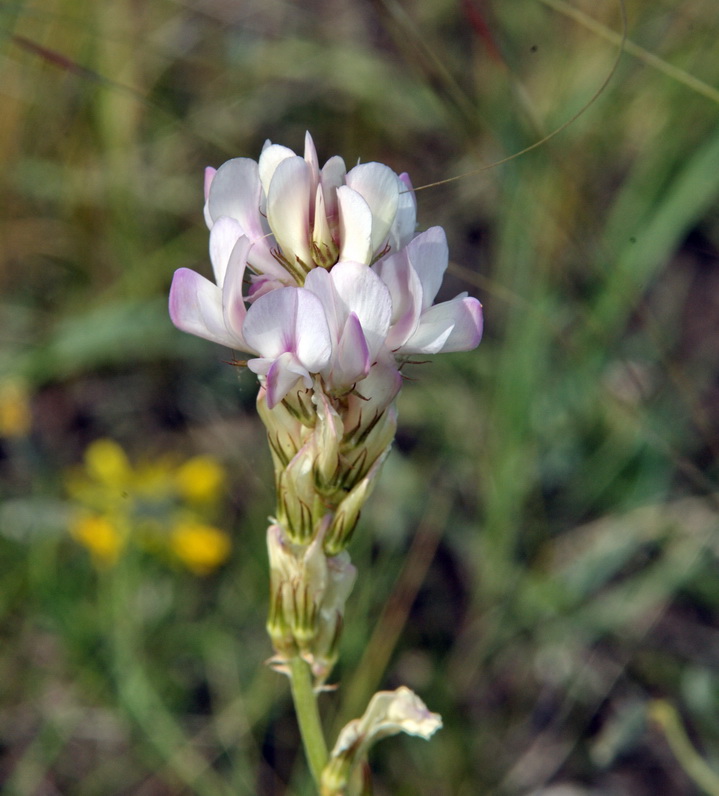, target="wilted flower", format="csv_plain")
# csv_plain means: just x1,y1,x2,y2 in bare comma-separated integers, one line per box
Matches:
321,687,442,795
